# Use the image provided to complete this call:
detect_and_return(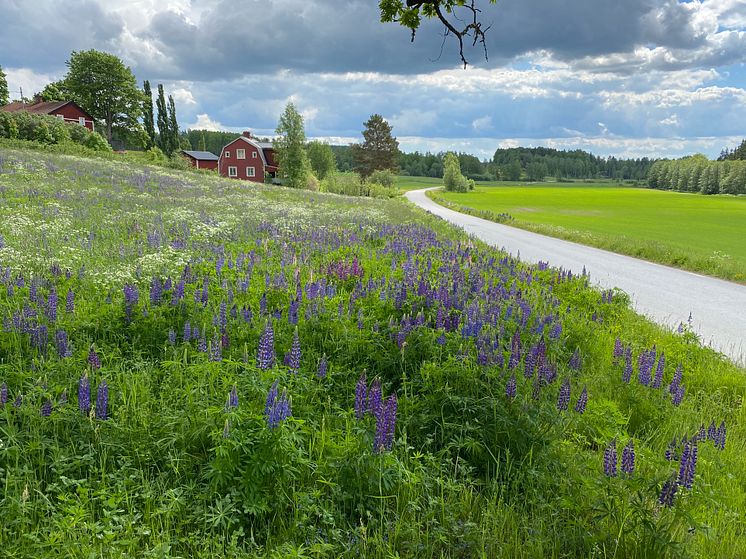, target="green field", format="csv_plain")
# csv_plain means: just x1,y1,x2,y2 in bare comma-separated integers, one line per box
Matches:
431,184,746,282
